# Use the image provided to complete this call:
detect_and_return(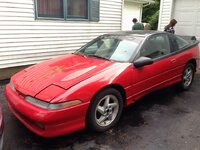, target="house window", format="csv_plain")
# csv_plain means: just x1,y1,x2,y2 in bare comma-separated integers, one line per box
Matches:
37,0,64,18
67,0,88,19
35,0,99,21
